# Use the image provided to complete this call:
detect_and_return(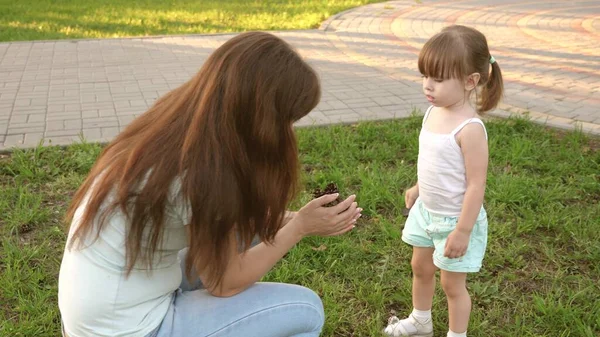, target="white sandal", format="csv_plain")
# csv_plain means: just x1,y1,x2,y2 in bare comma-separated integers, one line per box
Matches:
383,314,433,337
